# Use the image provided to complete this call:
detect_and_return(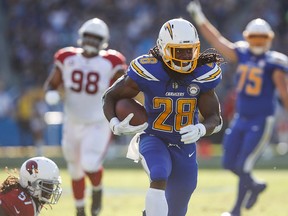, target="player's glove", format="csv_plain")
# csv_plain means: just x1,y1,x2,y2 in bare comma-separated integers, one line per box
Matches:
109,113,148,136
180,123,206,144
186,0,206,25
45,90,60,105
